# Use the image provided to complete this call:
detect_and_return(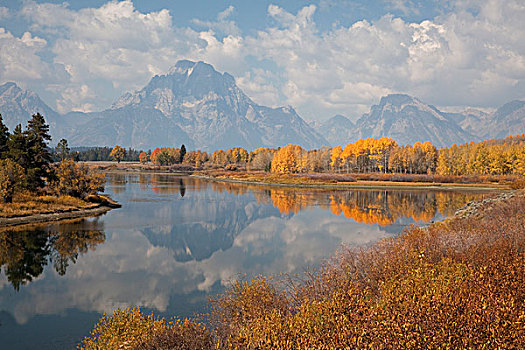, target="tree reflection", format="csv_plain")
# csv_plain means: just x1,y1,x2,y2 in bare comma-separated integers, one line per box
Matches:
0,219,105,291
262,188,480,226
178,176,482,225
